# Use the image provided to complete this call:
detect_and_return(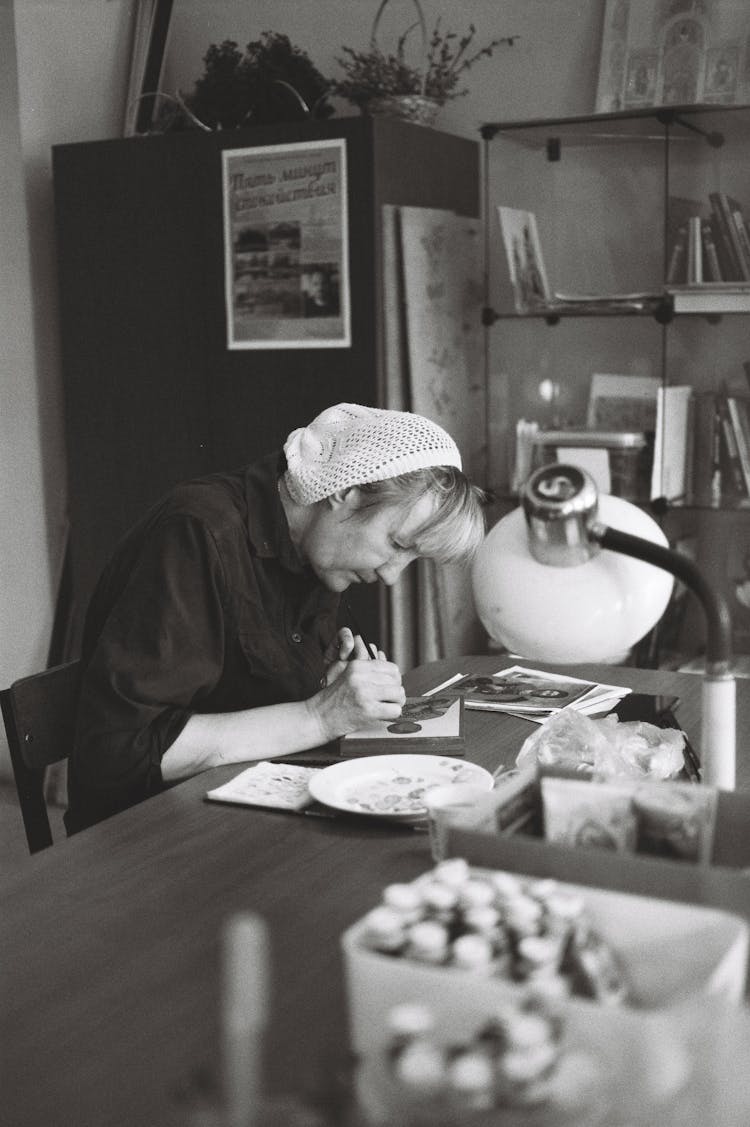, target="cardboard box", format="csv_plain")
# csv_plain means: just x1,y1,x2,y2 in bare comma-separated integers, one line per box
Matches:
341,866,748,1057
446,791,750,992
